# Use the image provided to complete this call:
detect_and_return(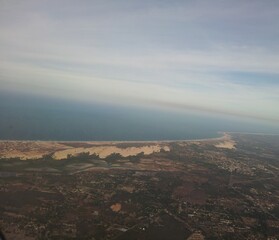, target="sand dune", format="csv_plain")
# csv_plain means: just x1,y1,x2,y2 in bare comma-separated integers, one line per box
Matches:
214,134,236,149
0,140,170,160
0,133,234,160
53,145,170,160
